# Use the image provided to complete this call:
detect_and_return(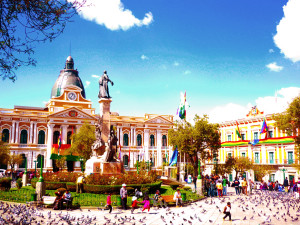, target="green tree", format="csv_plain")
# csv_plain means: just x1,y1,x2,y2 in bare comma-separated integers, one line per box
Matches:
69,123,96,166
0,0,85,81
56,156,66,171
273,96,300,170
253,165,275,182
215,157,236,175
230,157,253,176
168,115,221,176
7,153,24,176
